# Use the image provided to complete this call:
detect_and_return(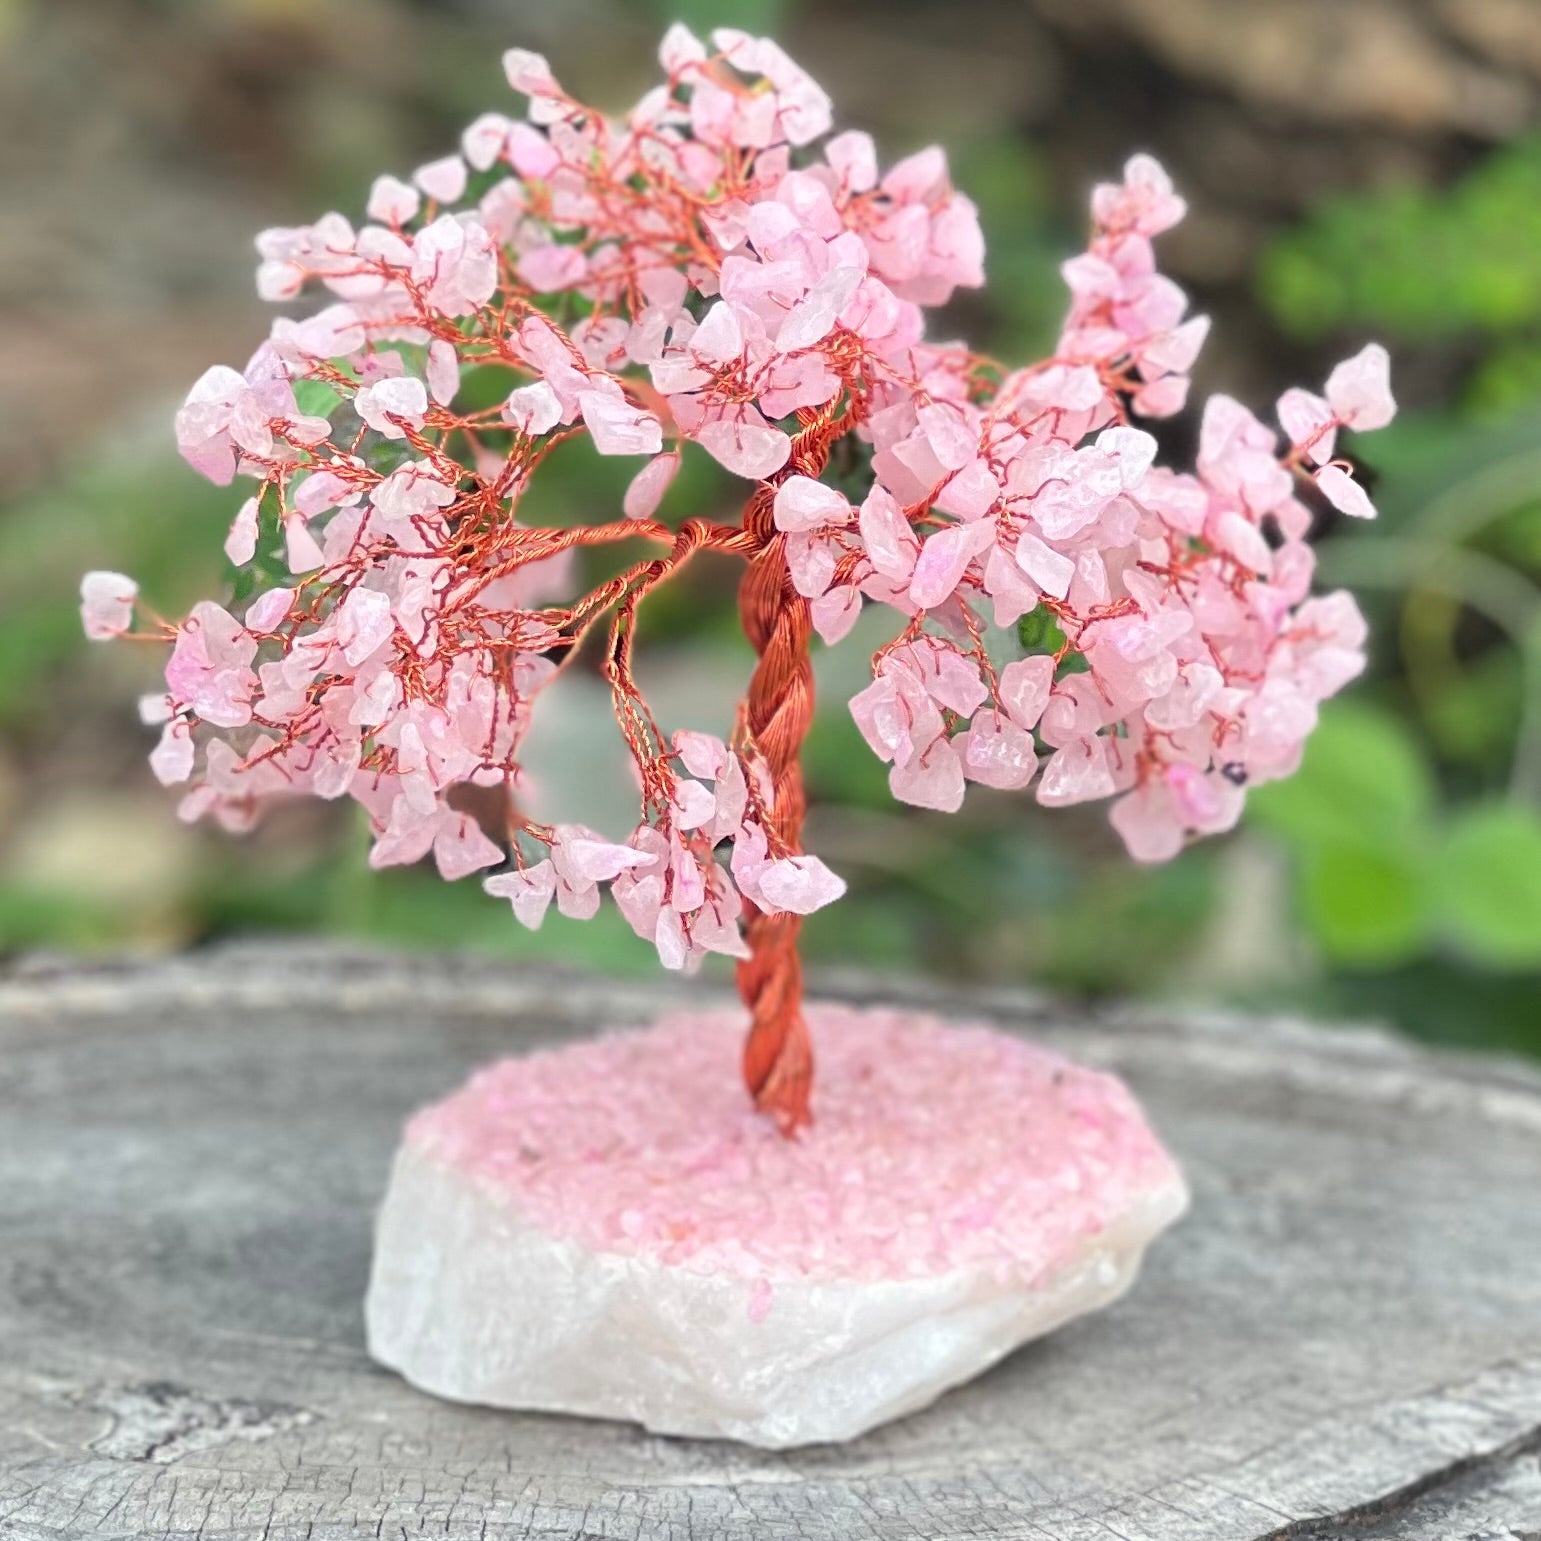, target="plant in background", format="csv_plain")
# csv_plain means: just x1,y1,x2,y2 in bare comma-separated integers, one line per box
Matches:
1263,132,1541,417
83,25,1393,1128
1255,139,1541,992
